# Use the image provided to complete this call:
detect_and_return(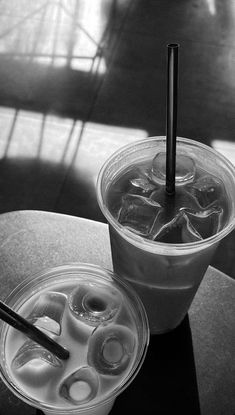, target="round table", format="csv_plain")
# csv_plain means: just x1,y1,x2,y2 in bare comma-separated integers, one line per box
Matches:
0,210,234,415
